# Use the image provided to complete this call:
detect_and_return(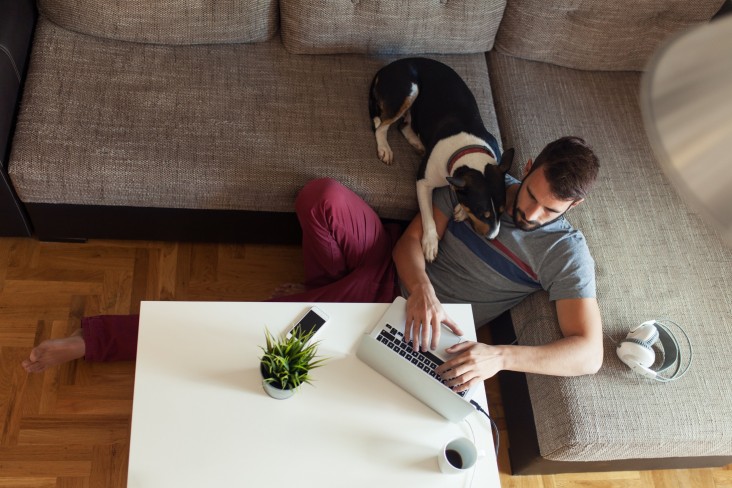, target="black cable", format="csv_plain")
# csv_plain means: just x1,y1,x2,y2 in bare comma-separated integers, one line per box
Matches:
470,400,499,456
